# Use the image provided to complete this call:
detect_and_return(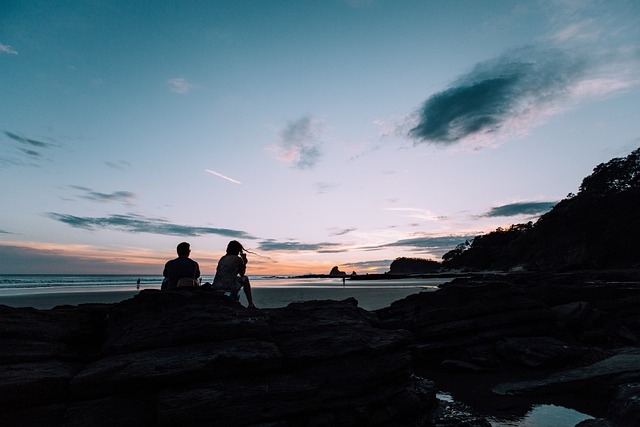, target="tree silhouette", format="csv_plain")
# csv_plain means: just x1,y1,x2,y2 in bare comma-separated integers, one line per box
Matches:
442,148,640,271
